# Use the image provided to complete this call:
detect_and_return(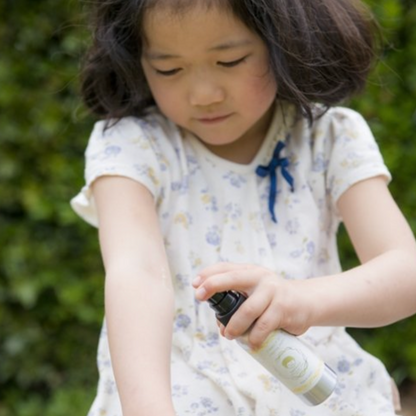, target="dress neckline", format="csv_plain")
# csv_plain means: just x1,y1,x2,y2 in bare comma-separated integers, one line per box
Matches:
185,101,295,174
